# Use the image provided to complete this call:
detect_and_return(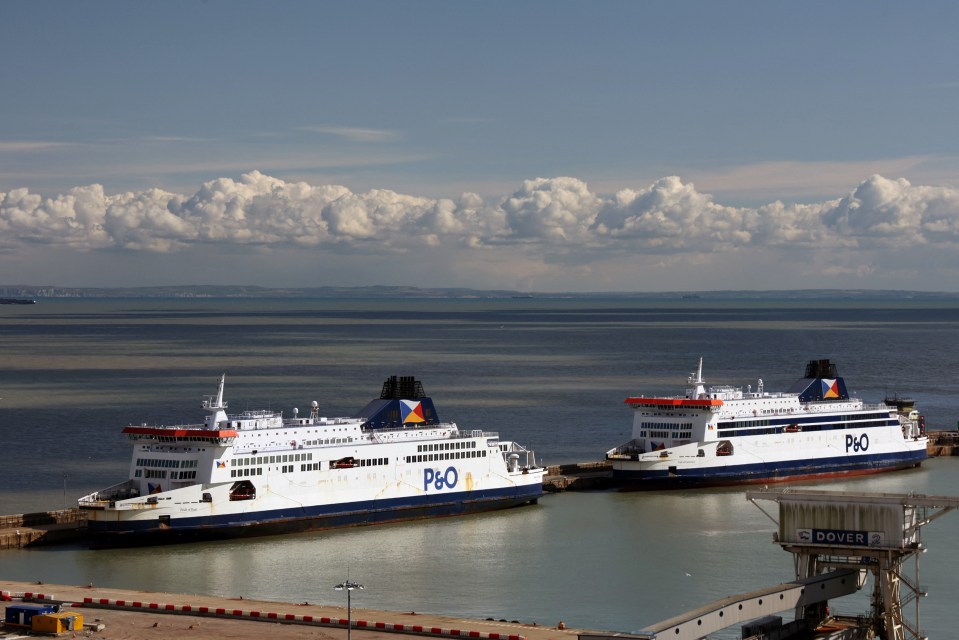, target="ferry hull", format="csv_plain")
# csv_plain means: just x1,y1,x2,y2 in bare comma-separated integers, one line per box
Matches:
608,359,929,492
612,449,927,490
78,374,547,548
86,485,542,548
